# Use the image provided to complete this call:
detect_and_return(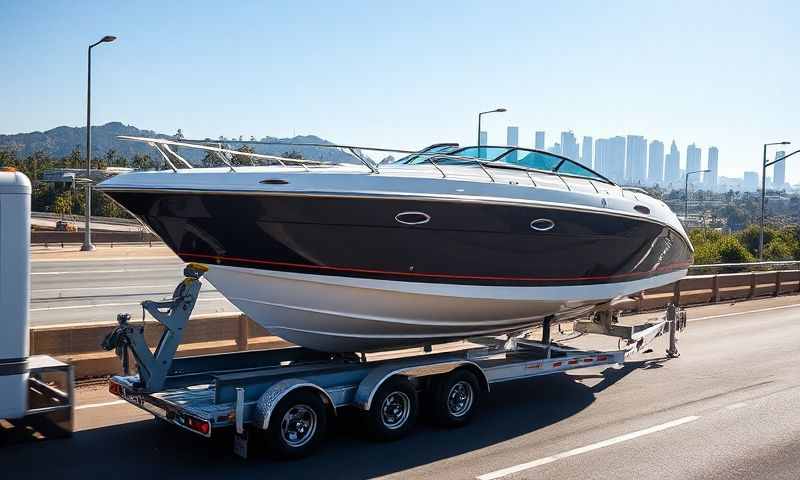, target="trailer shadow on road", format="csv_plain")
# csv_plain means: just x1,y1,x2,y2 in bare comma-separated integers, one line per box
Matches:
1,362,659,479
